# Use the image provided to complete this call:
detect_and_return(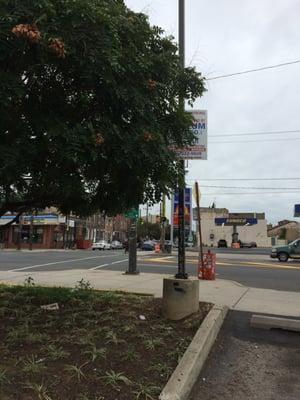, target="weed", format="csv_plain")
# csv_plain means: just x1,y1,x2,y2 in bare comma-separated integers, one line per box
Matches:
0,368,10,385
74,332,95,346
26,332,50,344
147,363,173,379
24,382,52,400
144,338,164,351
43,344,70,360
101,370,131,391
22,355,46,374
99,292,120,305
6,325,28,345
84,346,106,362
123,324,136,333
75,279,93,291
121,348,140,362
167,348,185,363
65,363,87,382
24,276,35,287
105,330,126,345
78,395,105,400
157,325,174,337
0,306,11,317
133,383,161,400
